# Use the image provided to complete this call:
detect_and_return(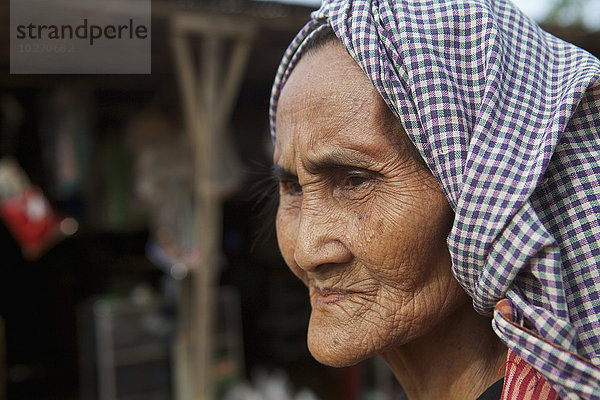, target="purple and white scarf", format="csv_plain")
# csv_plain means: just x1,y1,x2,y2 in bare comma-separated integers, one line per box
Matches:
270,0,600,397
